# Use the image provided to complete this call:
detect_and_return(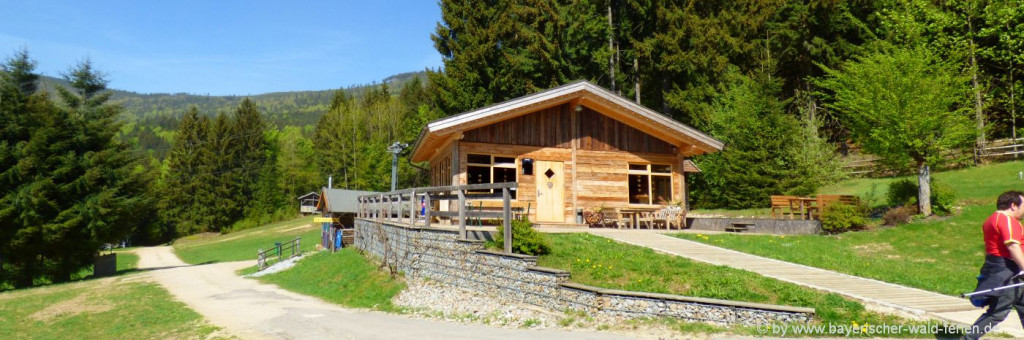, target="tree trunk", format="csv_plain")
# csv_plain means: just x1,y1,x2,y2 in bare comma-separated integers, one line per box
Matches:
608,2,615,92
634,57,640,103
969,18,985,150
918,163,932,217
